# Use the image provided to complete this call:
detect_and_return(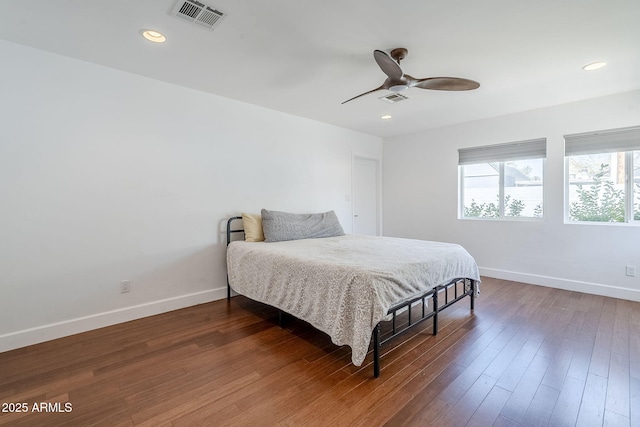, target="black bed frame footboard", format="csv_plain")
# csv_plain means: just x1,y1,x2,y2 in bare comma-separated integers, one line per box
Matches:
226,216,476,378
371,278,476,378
